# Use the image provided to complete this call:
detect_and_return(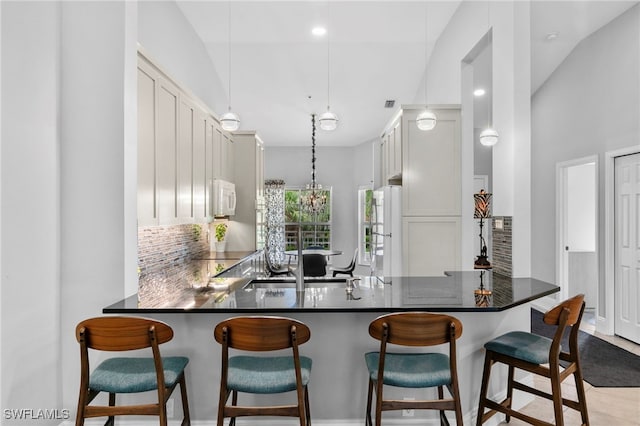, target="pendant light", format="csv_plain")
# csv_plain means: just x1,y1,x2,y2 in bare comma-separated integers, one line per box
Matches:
319,1,338,131
417,3,437,131
220,1,240,132
479,1,498,146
